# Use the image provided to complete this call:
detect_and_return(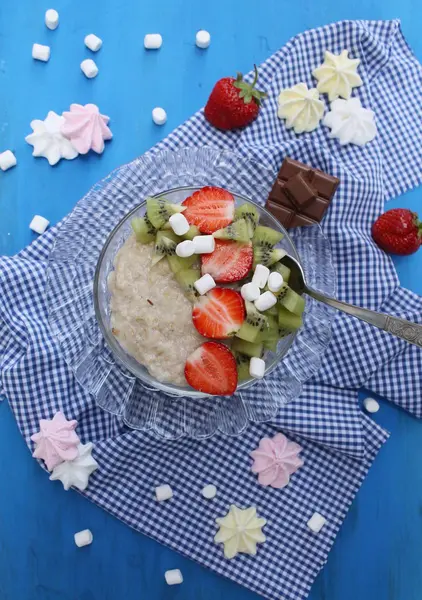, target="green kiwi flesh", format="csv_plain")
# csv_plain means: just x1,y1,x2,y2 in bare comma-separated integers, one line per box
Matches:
146,197,185,229
174,269,200,302
279,287,306,316
234,203,260,237
278,306,303,330
253,246,286,269
131,216,157,243
232,338,263,358
213,218,251,243
235,353,251,381
235,301,268,343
